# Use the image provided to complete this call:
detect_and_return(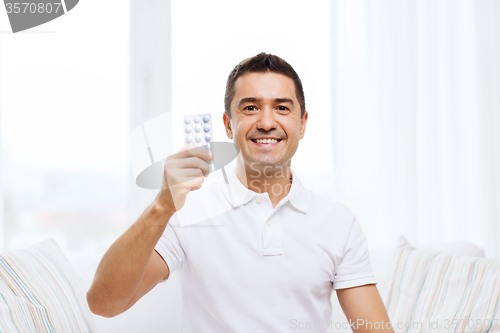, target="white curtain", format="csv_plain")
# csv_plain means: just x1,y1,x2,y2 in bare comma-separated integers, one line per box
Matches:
330,0,500,258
